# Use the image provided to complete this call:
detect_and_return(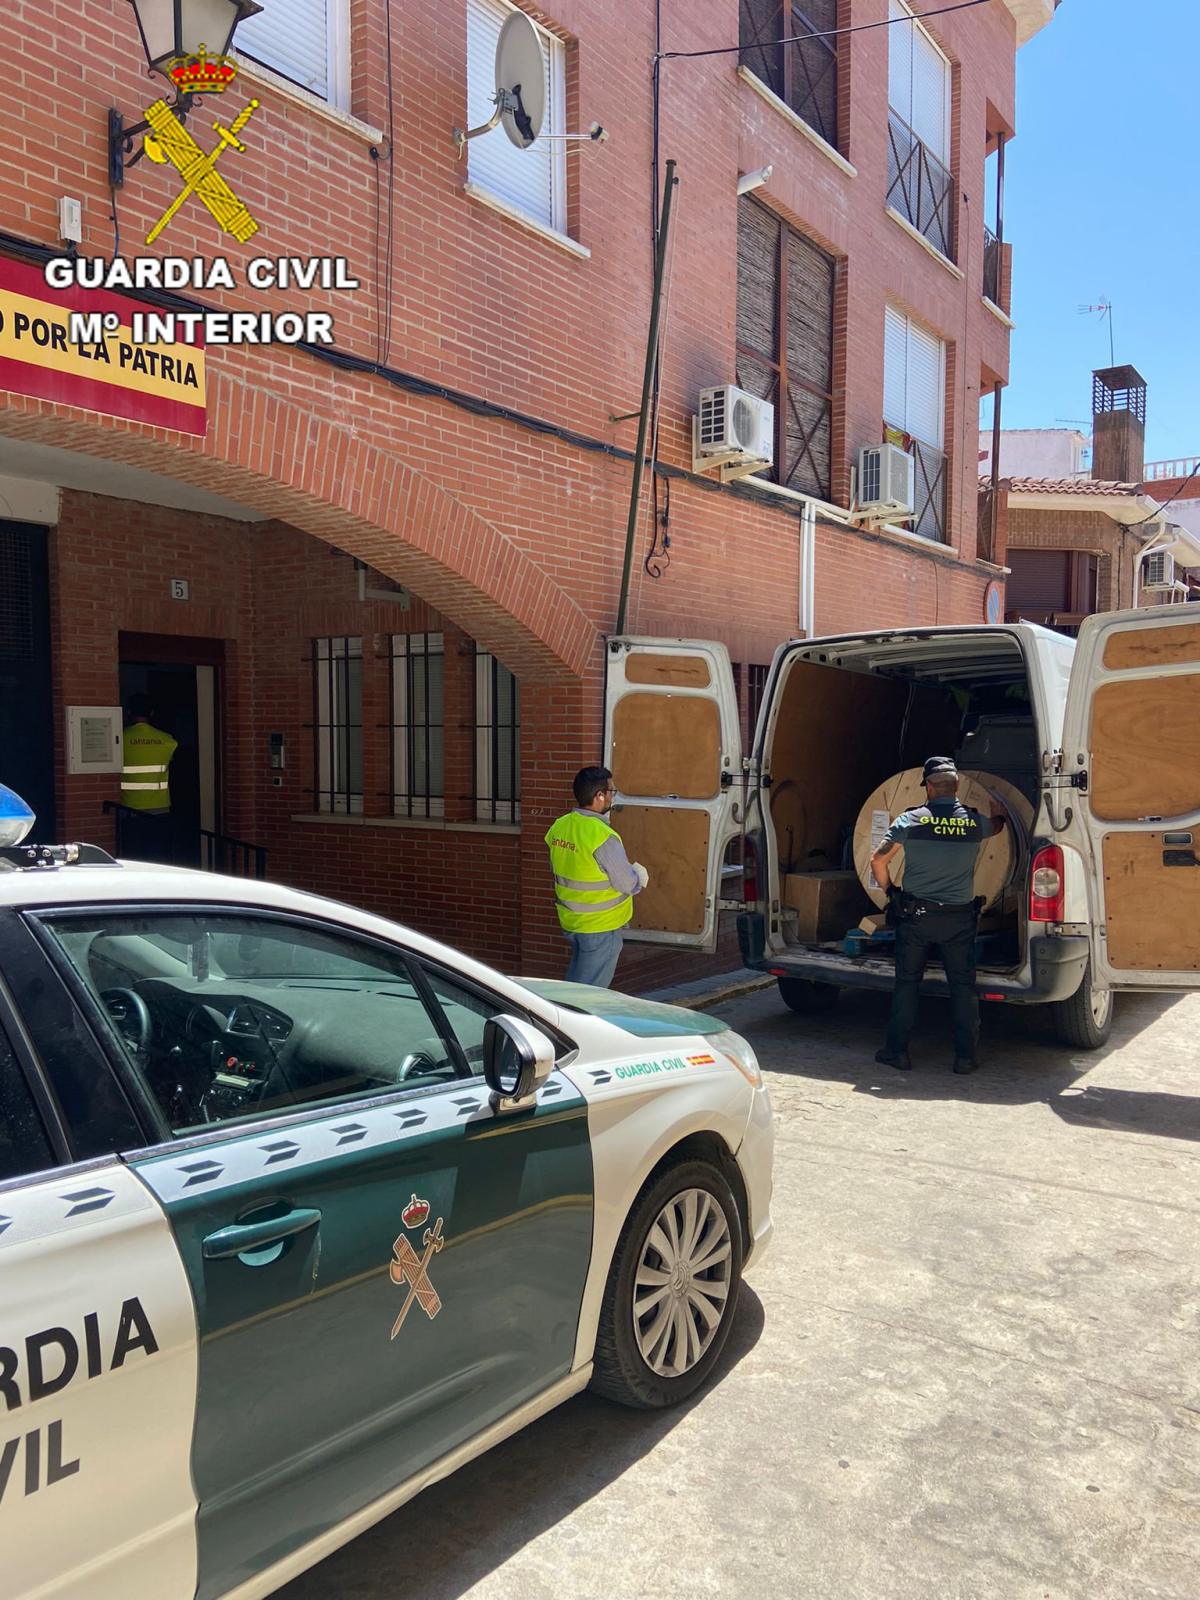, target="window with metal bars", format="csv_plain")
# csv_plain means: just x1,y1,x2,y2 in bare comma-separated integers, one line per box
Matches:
313,636,363,814
739,0,840,151
391,633,445,818
736,196,836,501
747,663,771,747
883,304,948,542
474,648,521,824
